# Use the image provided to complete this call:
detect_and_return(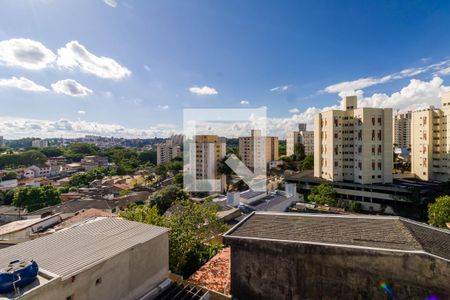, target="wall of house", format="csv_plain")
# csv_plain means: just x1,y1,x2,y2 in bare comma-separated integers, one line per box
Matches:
21,232,169,300
226,238,450,300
